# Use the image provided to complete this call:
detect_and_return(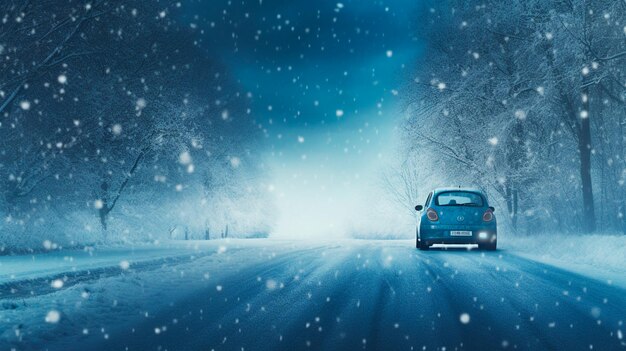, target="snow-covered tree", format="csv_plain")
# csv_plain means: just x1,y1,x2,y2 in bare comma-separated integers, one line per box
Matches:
402,0,625,234
0,1,274,248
